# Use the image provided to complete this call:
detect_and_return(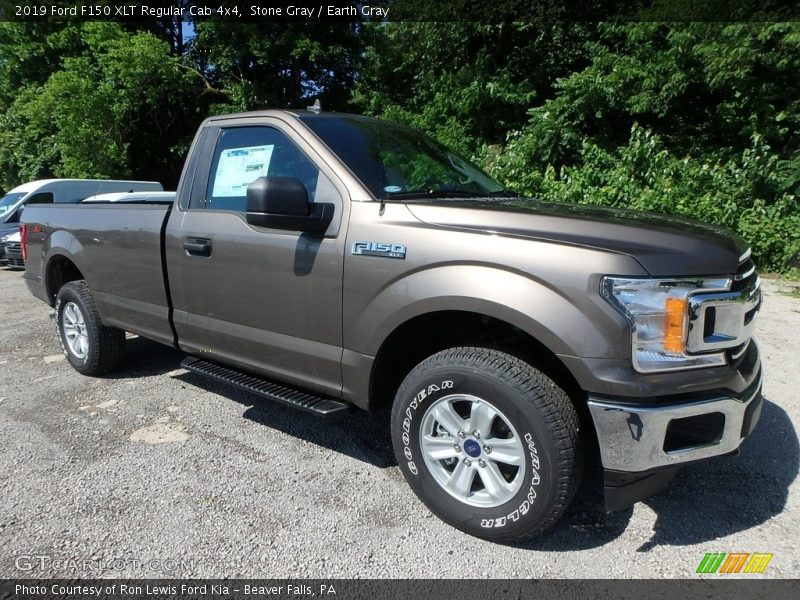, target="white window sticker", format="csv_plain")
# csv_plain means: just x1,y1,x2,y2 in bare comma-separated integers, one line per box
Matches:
212,145,274,197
